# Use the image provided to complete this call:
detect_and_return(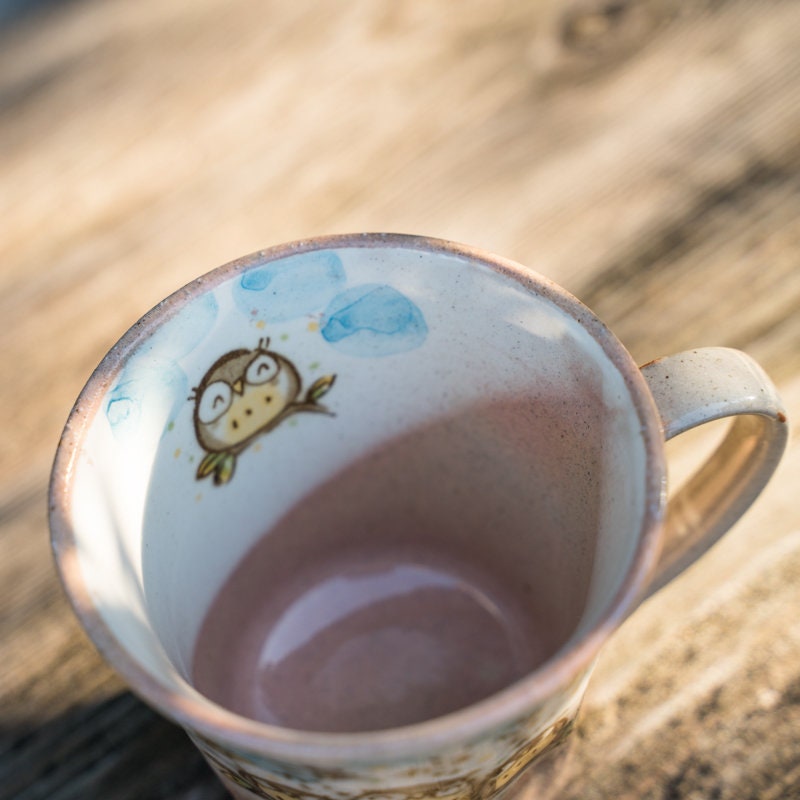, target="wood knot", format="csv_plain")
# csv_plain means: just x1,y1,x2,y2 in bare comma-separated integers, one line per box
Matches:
559,0,654,55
